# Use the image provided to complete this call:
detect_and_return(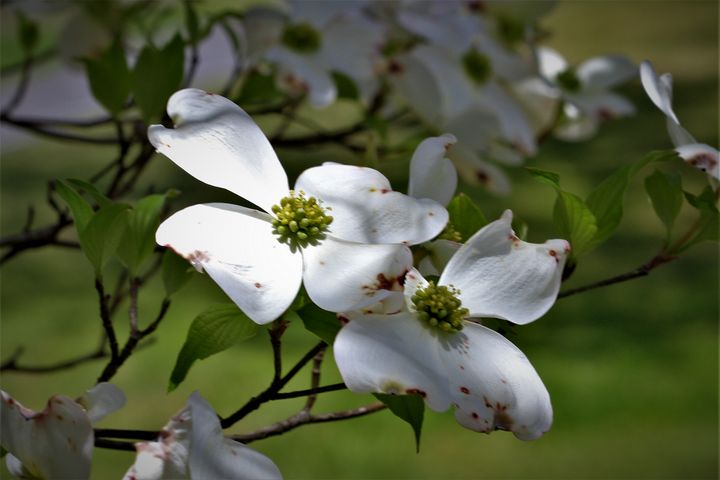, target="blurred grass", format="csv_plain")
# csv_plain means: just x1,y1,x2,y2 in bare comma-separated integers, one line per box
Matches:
1,1,718,479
